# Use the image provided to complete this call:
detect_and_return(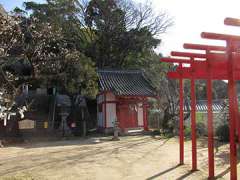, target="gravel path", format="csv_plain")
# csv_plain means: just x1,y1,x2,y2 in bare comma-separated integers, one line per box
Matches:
0,135,238,180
